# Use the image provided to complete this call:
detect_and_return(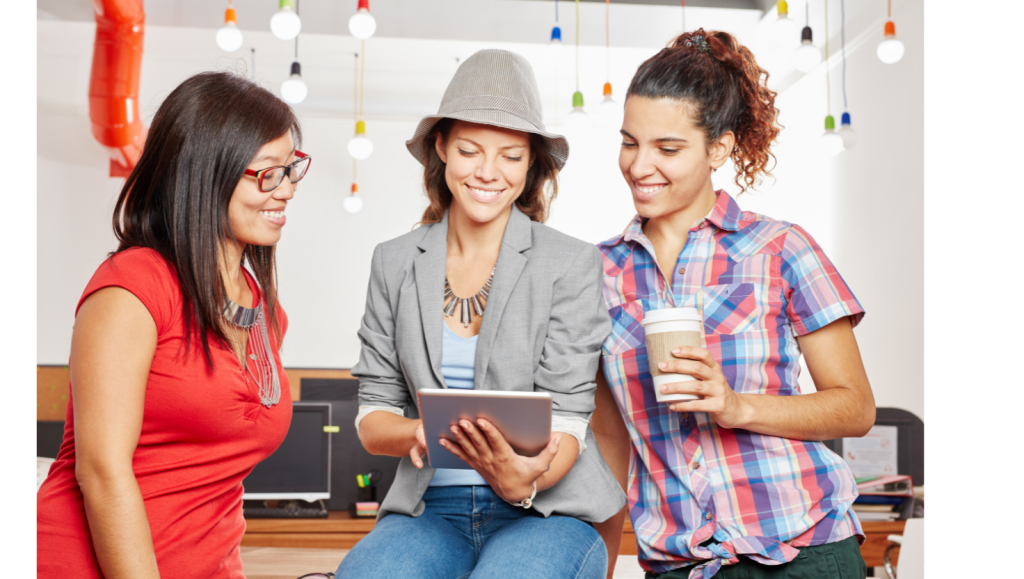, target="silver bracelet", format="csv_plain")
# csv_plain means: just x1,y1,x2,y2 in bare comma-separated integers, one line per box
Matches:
508,481,537,509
